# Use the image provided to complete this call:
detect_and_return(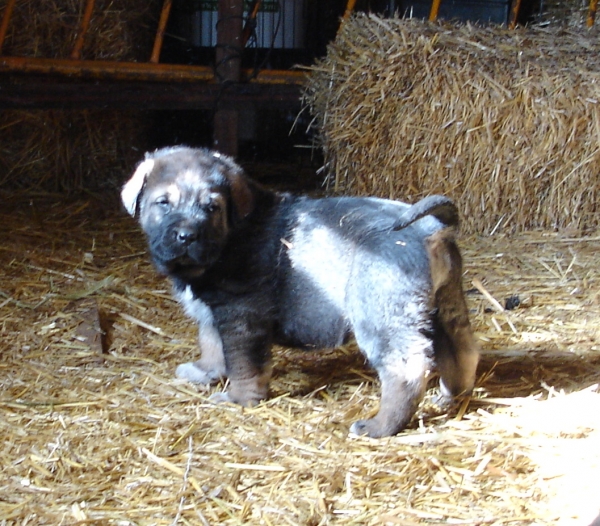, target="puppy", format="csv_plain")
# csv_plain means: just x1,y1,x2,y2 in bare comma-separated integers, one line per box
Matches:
121,146,479,437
